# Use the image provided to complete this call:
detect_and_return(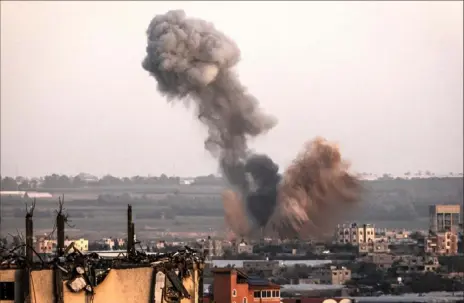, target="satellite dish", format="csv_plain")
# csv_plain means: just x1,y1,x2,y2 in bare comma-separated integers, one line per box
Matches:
340,299,352,303
323,299,338,303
